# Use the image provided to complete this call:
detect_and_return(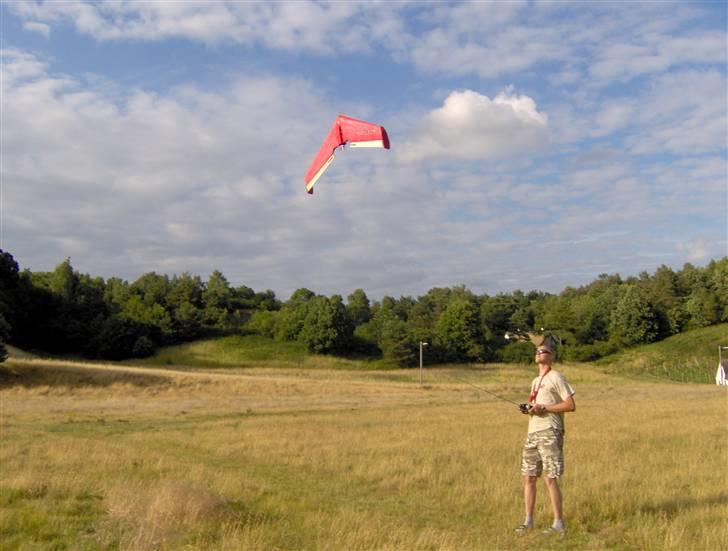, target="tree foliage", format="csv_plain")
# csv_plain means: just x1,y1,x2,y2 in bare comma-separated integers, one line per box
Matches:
298,295,352,353
346,289,371,327
379,318,417,366
1,248,725,365
434,298,484,362
0,251,281,360
609,285,659,346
